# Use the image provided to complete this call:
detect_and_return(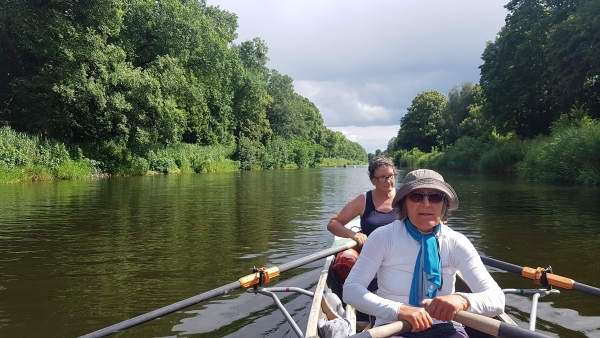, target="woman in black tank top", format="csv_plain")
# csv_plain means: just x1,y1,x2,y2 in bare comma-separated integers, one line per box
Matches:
327,156,399,246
